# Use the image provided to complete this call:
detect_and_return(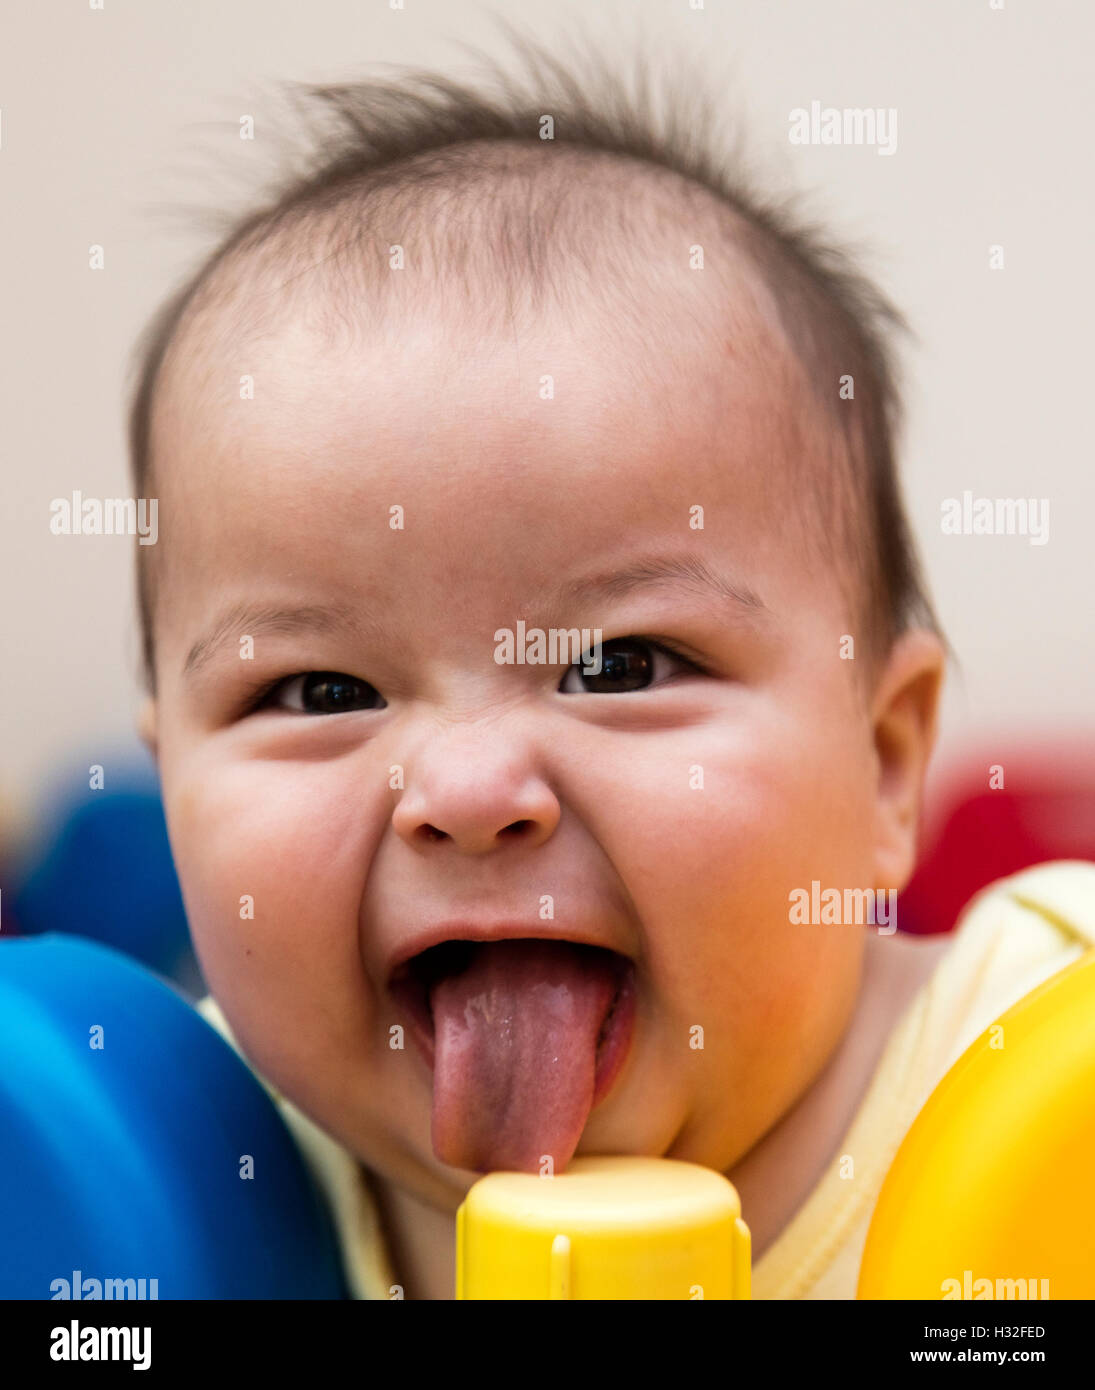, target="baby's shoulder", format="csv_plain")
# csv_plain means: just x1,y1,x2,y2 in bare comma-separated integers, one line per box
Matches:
912,859,1095,1082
